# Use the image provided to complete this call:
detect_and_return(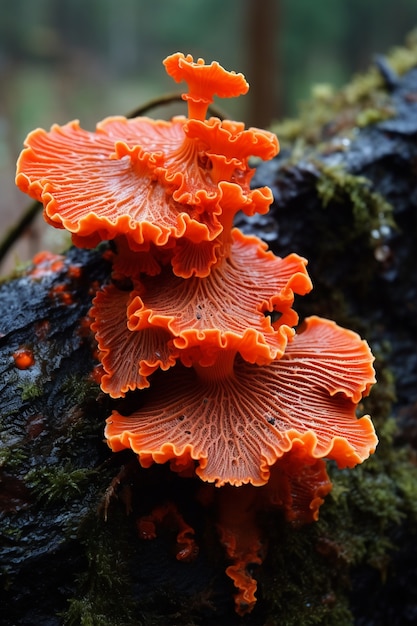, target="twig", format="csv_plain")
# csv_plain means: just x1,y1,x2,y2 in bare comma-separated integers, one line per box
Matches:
0,200,42,265
126,90,228,120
